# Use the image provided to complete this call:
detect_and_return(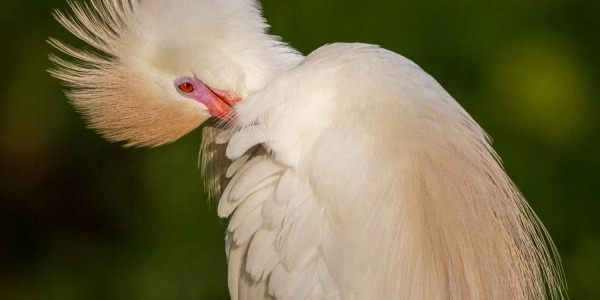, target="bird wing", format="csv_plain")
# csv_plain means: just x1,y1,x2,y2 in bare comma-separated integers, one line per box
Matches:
219,126,340,300
222,43,565,299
